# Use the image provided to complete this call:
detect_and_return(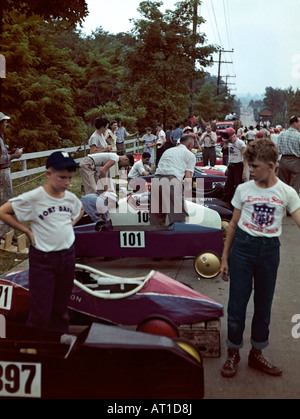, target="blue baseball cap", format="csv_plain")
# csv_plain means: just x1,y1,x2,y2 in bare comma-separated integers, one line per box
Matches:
46,151,79,170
